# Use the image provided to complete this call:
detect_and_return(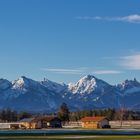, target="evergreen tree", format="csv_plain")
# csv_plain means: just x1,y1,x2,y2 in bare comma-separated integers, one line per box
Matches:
57,103,70,123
